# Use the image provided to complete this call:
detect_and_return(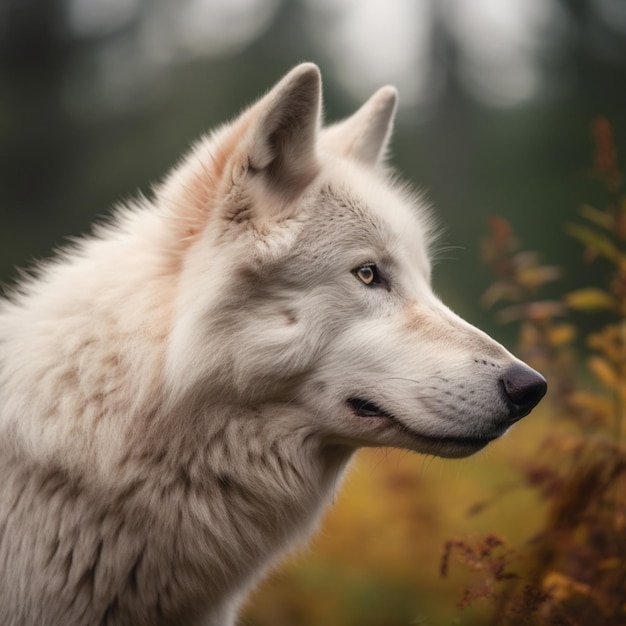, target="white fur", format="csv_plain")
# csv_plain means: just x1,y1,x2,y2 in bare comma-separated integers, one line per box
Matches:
0,64,543,625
